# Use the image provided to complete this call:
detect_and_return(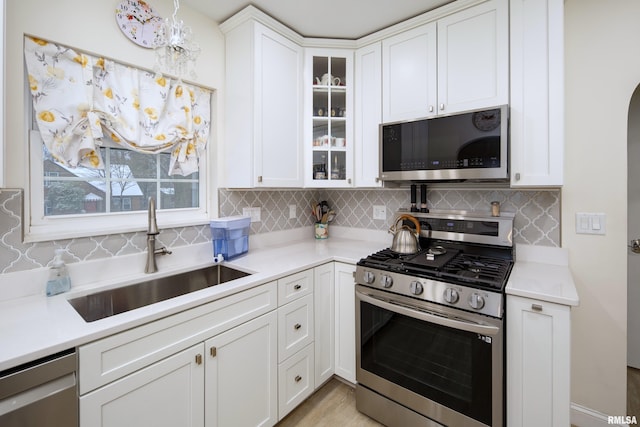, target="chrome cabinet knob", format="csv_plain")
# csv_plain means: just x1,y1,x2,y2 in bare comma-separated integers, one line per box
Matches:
468,293,485,310
443,288,459,304
409,281,424,295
